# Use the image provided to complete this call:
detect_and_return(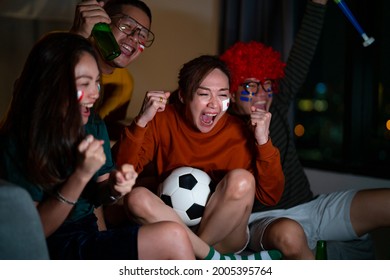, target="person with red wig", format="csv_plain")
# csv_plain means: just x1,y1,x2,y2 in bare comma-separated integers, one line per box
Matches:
221,41,285,114
221,0,390,260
